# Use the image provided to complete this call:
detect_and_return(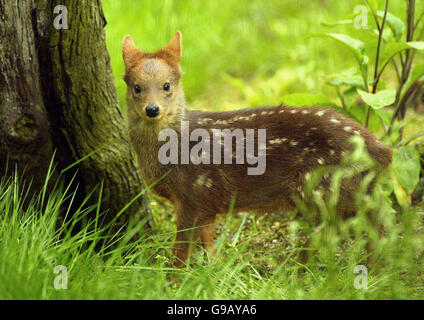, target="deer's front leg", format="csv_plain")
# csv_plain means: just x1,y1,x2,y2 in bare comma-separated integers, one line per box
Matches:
200,216,216,259
173,229,197,268
173,209,201,268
